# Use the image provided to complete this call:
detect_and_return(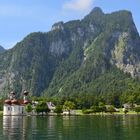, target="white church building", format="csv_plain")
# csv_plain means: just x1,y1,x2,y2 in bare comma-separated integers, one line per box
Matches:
3,91,30,115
